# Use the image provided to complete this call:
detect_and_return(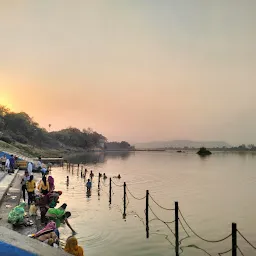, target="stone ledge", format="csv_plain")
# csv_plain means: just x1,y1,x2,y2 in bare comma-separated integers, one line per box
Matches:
0,226,71,256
